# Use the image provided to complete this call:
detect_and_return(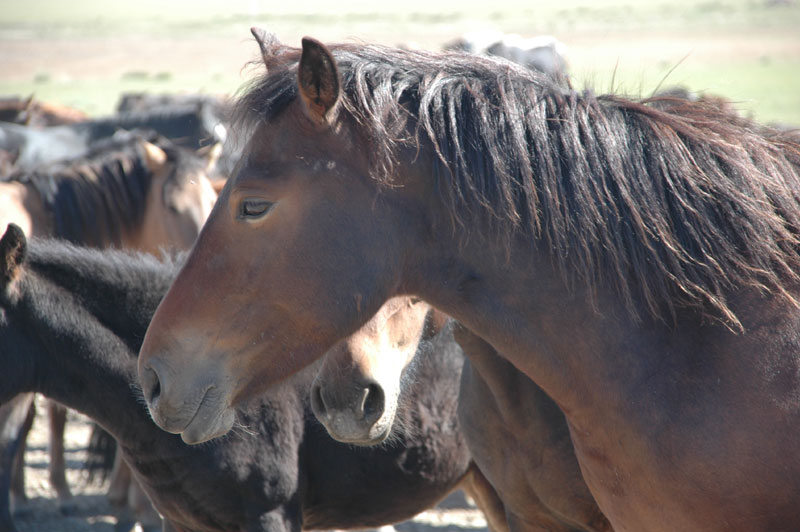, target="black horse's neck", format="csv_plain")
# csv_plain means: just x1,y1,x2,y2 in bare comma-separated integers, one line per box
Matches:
0,239,178,444
27,240,178,351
